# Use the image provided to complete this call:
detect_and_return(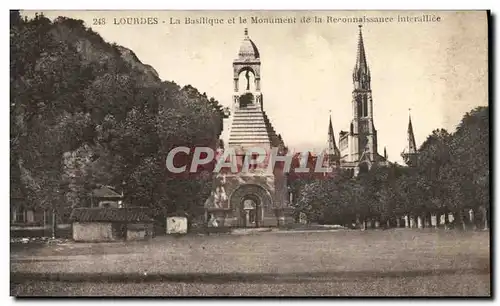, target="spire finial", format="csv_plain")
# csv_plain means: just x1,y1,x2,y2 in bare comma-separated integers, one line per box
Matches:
328,111,334,137
353,24,370,89
406,109,417,155
244,28,248,36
